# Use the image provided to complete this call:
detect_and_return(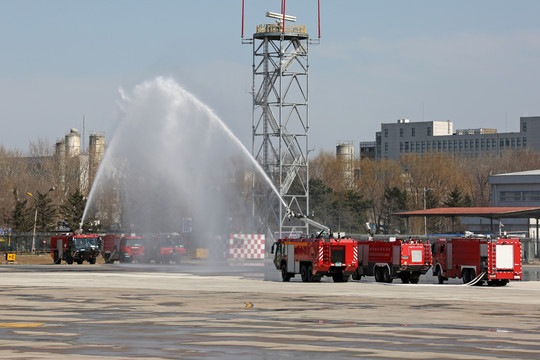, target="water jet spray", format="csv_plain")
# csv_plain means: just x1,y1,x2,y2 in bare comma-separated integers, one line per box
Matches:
81,77,288,241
